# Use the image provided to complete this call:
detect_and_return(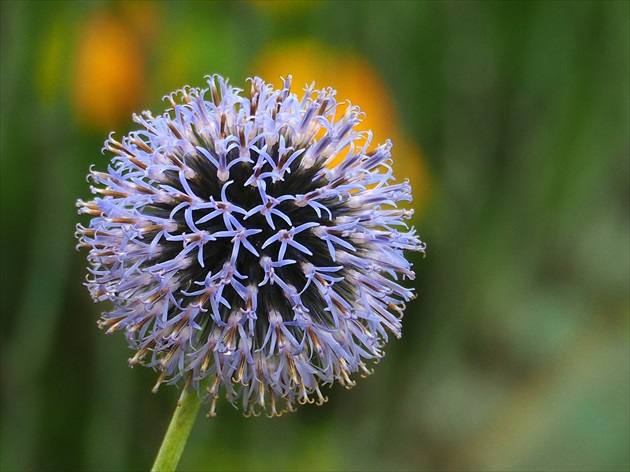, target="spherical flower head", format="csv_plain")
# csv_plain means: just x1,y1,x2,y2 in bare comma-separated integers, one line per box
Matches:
76,75,426,417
